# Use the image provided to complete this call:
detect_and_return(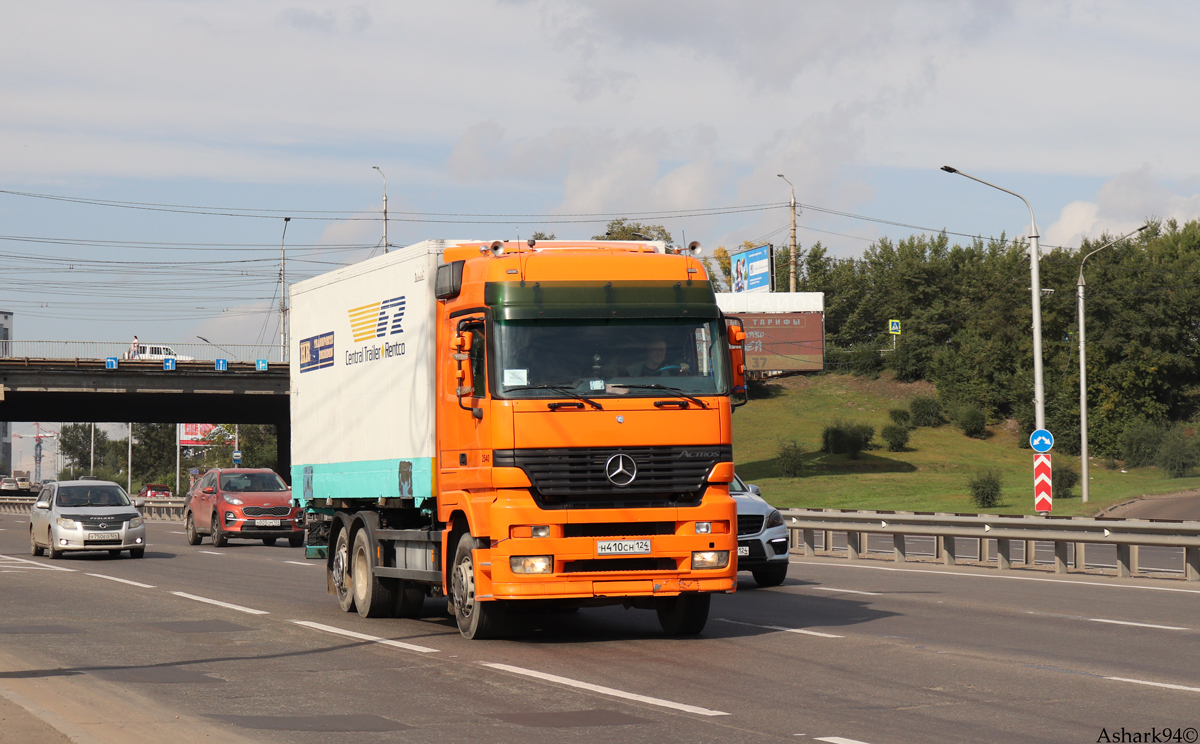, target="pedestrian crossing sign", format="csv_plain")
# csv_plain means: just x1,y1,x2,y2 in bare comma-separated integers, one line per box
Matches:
888,319,901,335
